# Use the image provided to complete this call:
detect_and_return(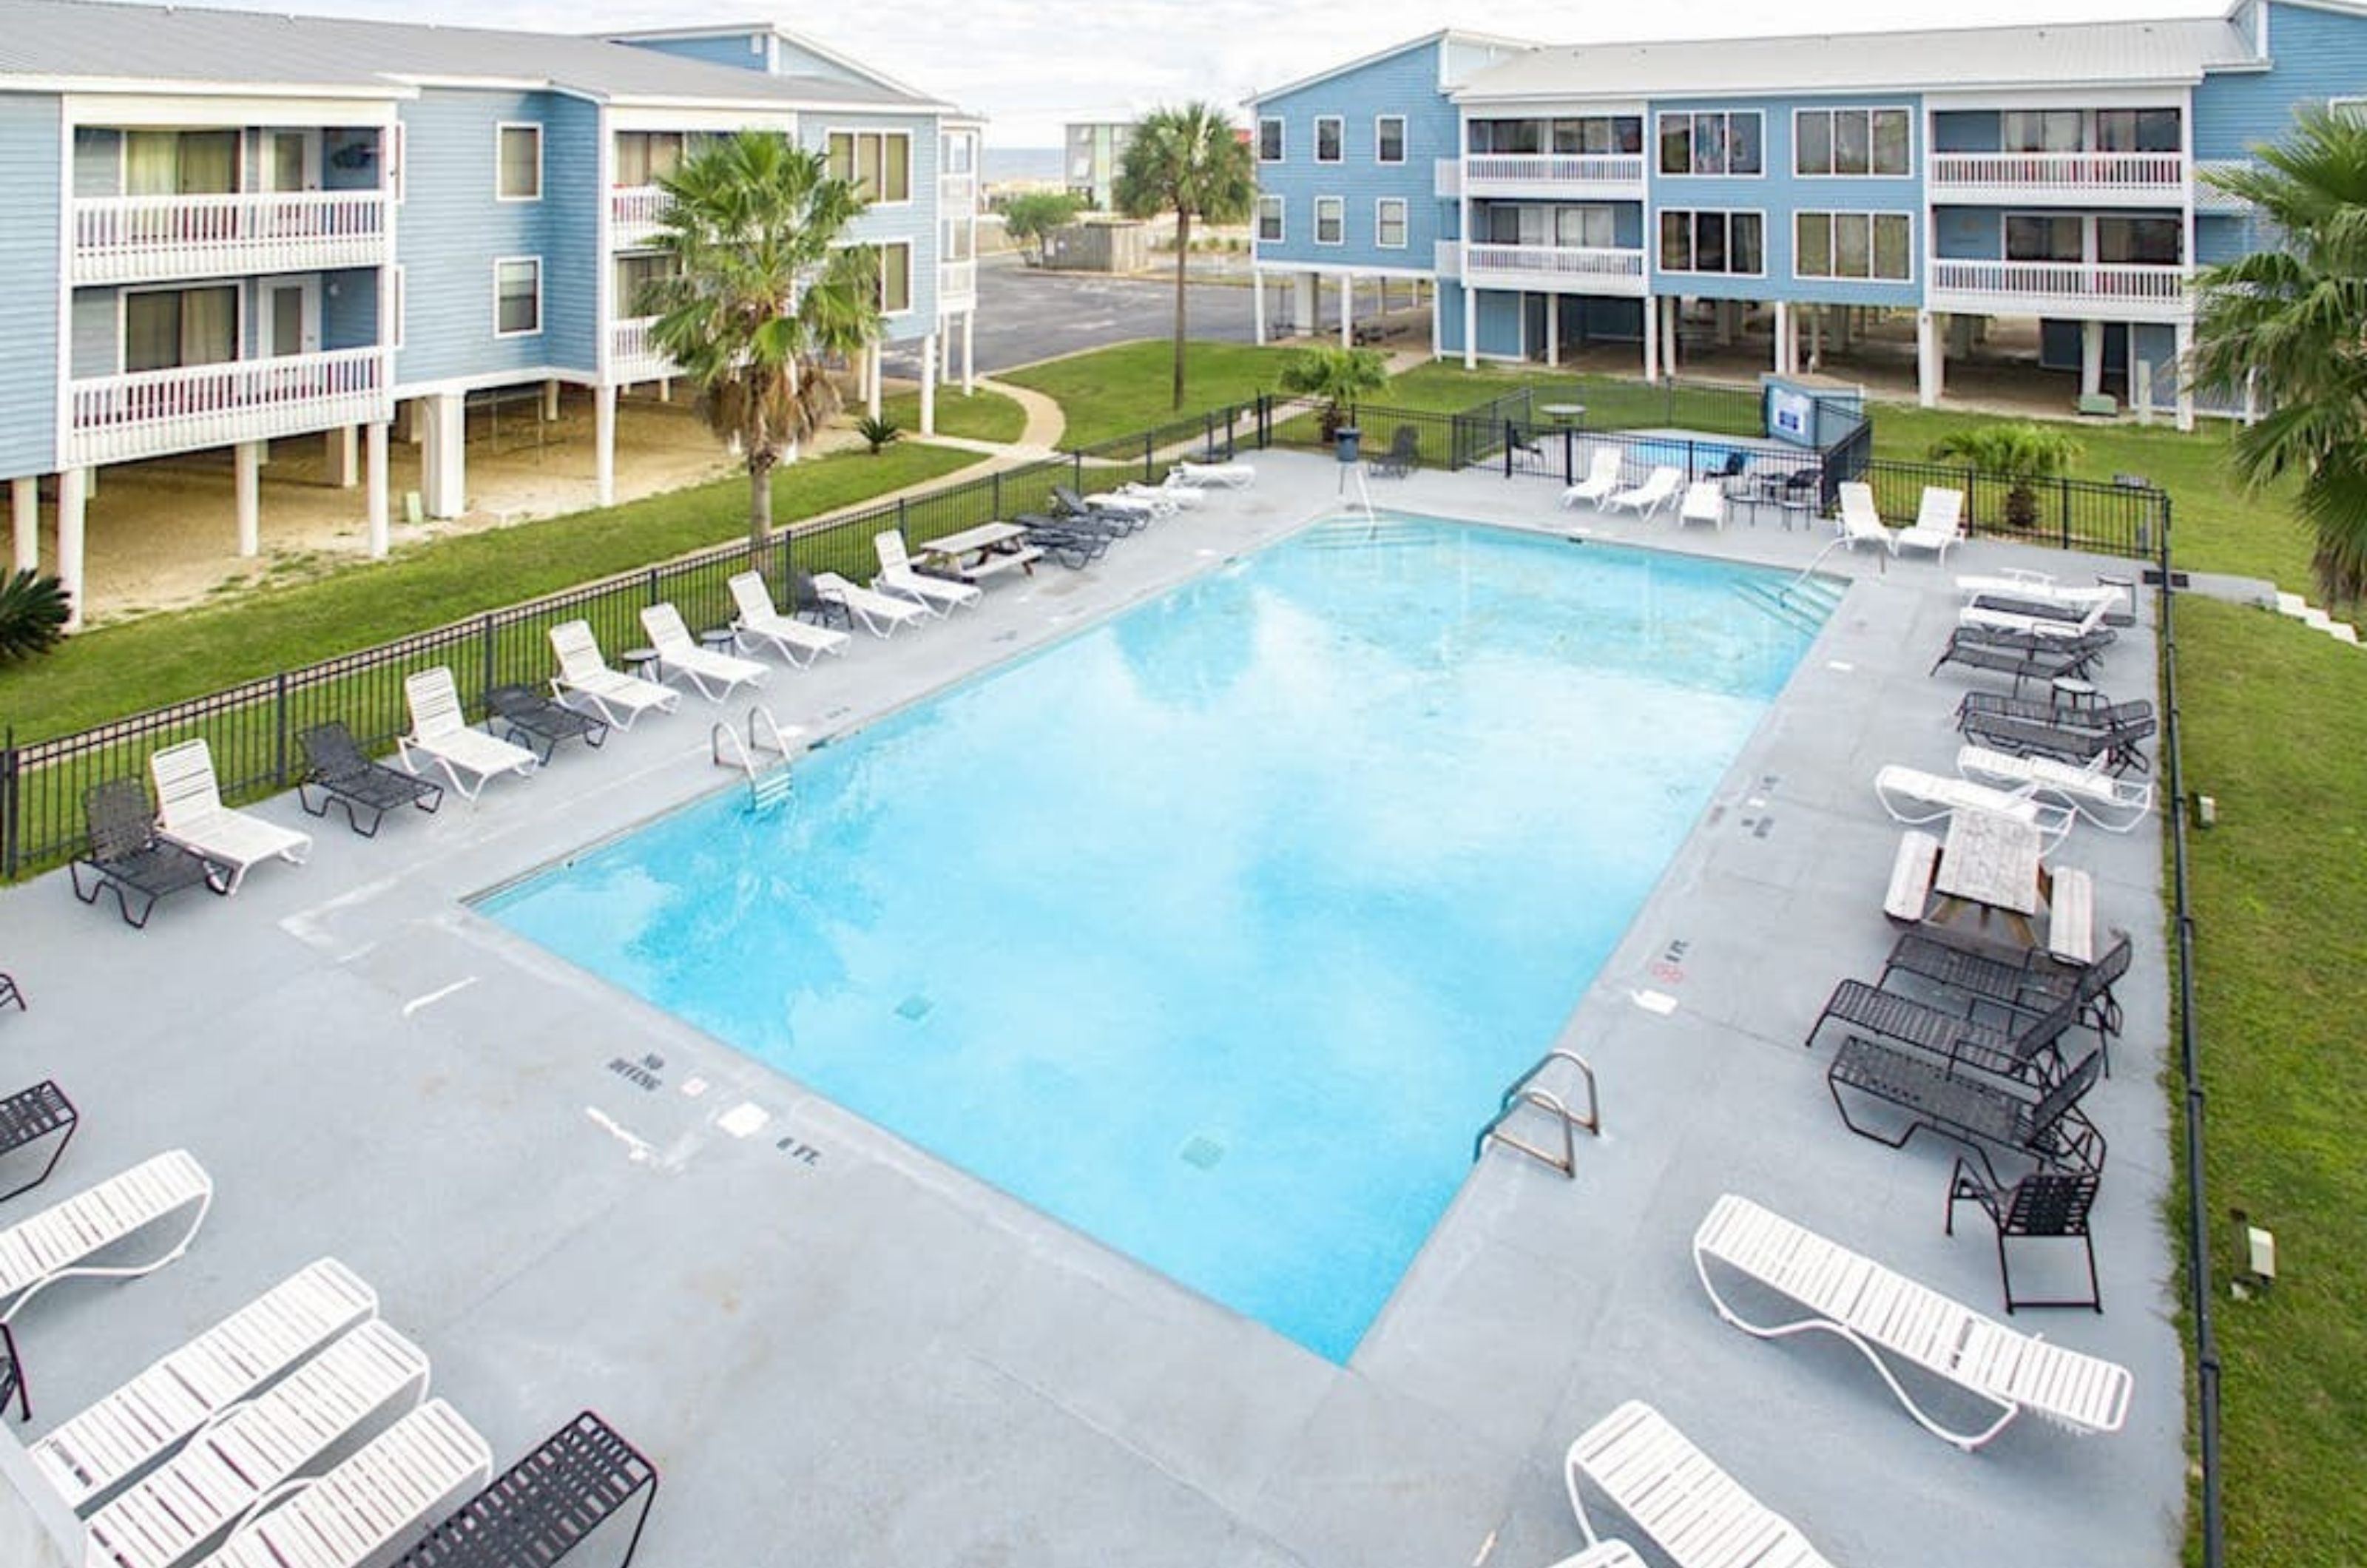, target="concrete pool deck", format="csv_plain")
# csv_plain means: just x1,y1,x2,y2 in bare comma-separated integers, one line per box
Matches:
0,456,2179,1567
